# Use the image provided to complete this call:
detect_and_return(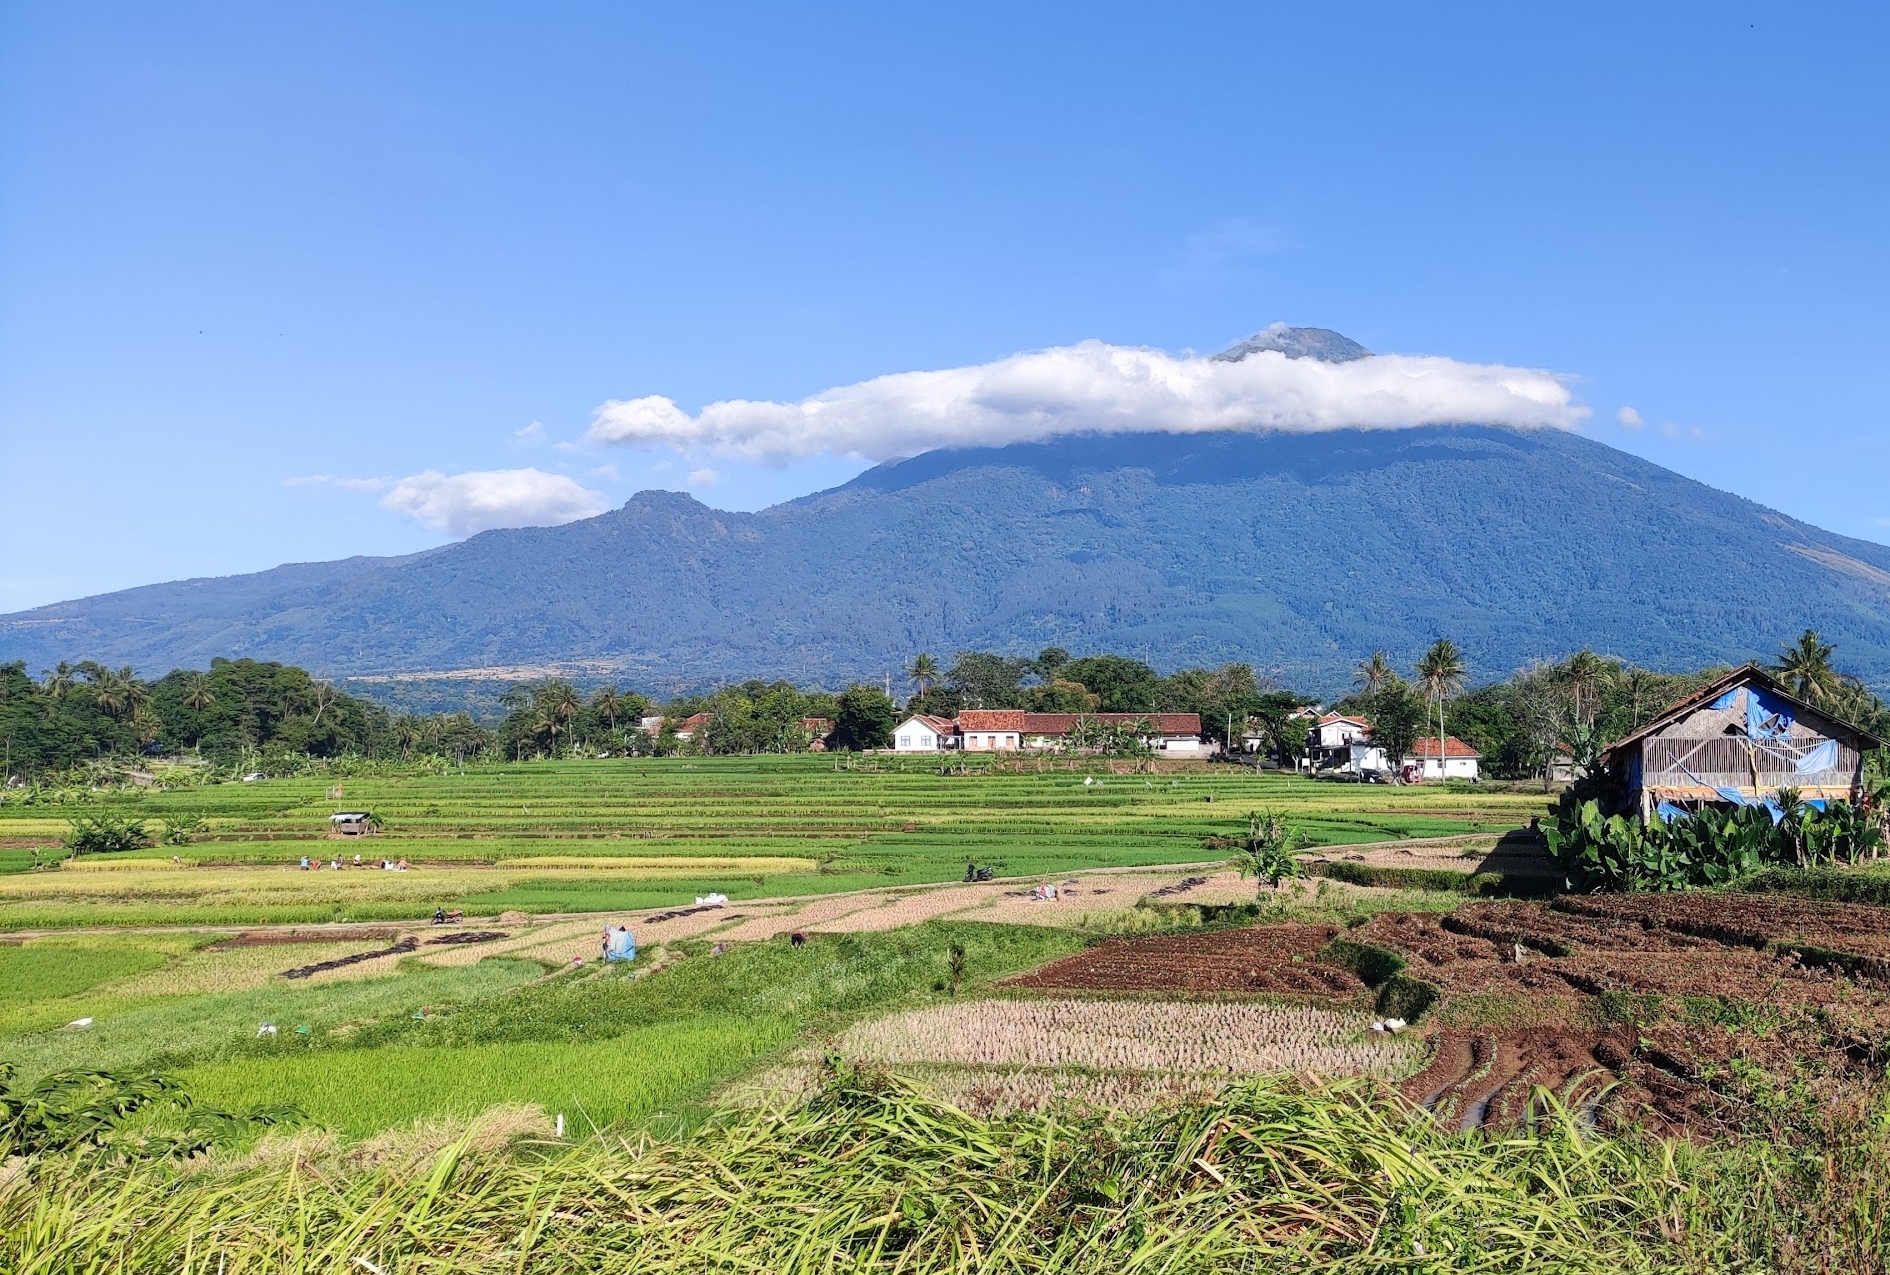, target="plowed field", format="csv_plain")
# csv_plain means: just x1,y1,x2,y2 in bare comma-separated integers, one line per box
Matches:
1003,890,1890,1138
1555,892,1890,966
1002,923,1367,997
